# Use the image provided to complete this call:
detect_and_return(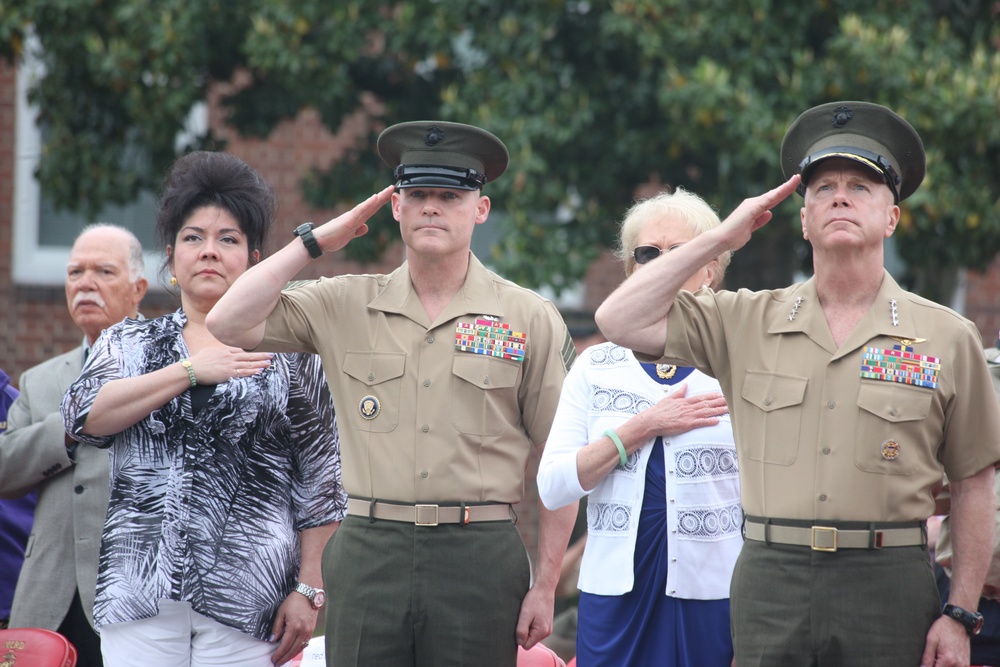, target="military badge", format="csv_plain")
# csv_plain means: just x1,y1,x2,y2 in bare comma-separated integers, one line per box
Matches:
454,318,526,362
881,440,901,461
359,395,381,420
